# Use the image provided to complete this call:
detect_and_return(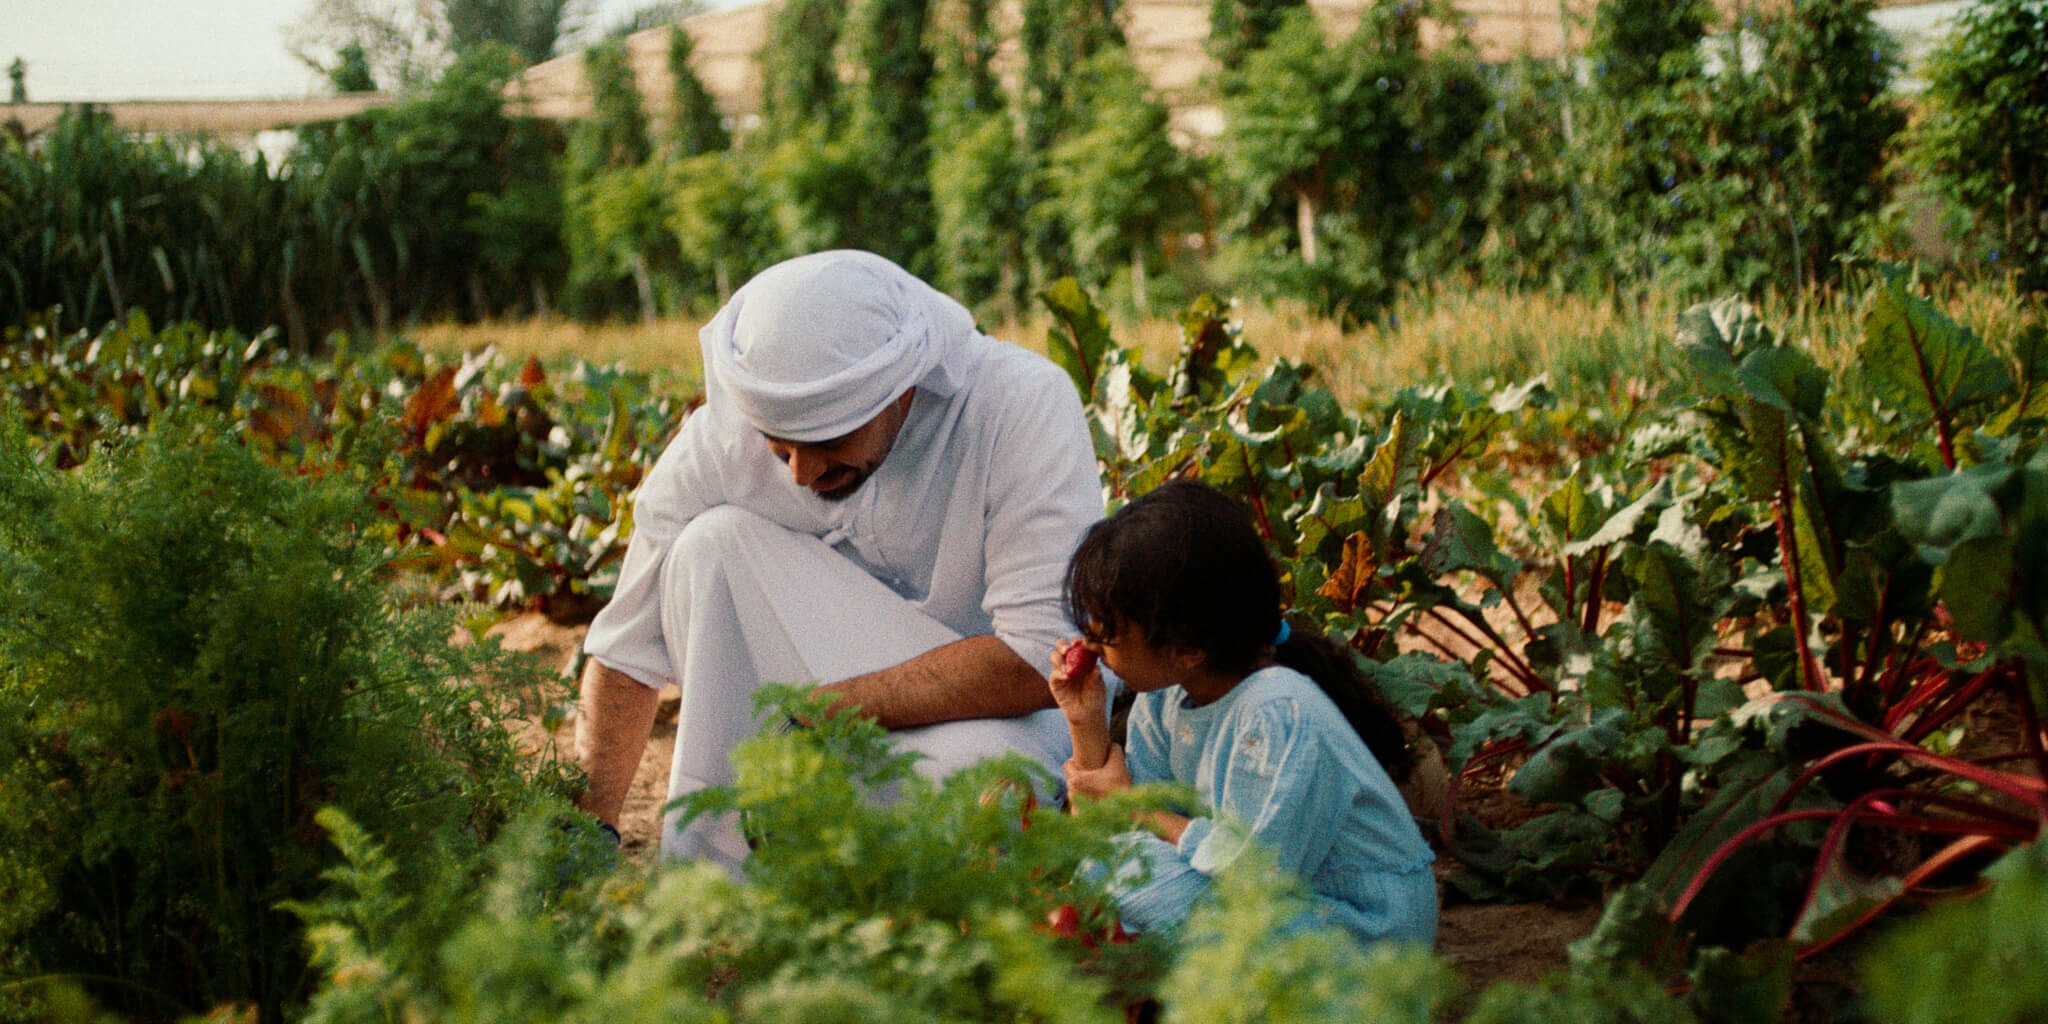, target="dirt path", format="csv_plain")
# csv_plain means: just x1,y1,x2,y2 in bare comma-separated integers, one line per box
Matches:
487,612,1598,991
